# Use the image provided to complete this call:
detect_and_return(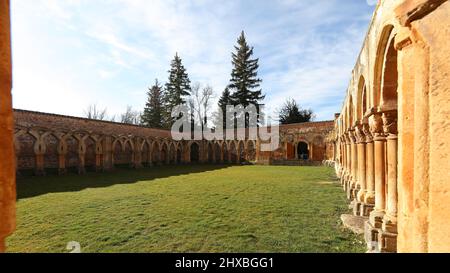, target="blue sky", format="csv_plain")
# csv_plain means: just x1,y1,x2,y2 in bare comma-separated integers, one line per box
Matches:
11,0,376,122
